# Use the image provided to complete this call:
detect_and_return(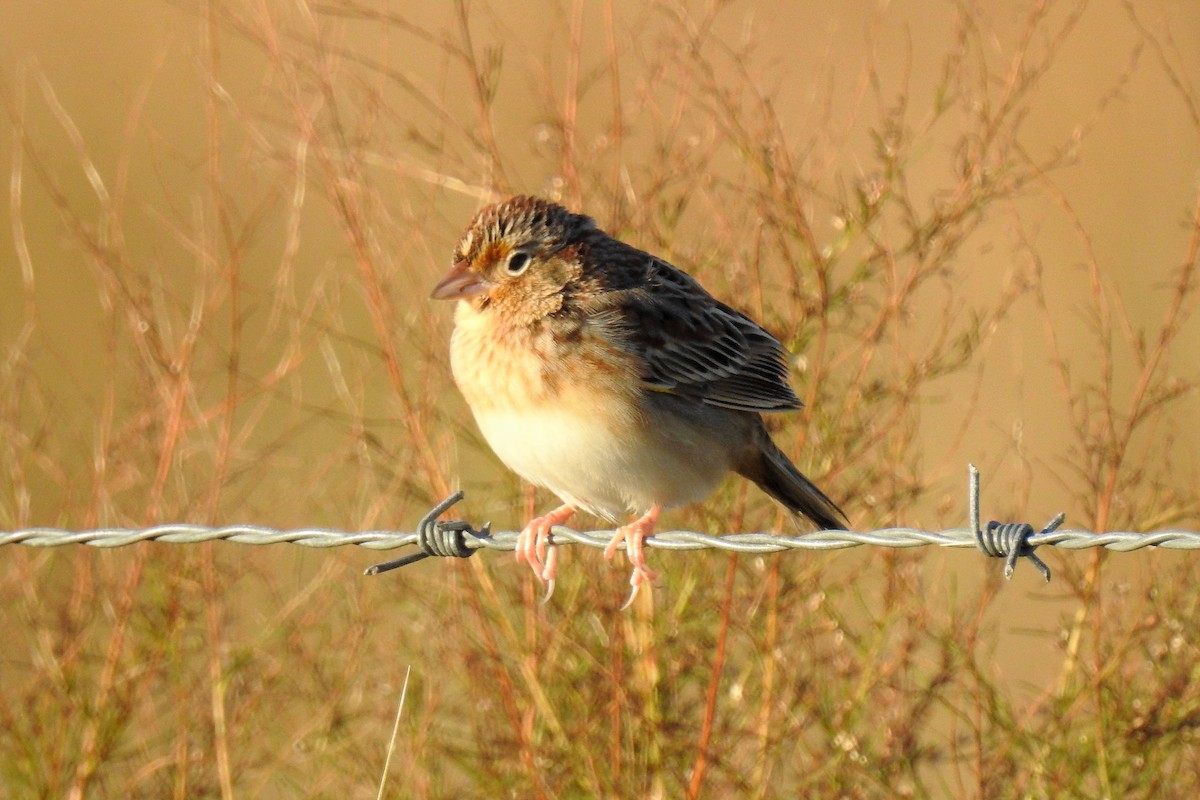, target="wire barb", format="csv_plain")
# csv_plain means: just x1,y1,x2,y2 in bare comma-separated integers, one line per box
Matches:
364,491,490,575
968,463,1060,581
